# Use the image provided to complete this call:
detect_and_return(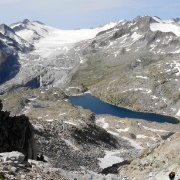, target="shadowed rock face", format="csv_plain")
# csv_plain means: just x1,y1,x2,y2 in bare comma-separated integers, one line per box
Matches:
0,54,20,85
0,100,36,160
